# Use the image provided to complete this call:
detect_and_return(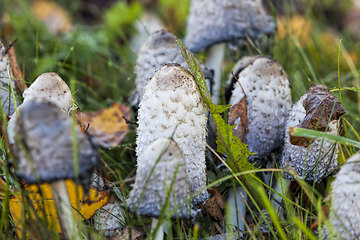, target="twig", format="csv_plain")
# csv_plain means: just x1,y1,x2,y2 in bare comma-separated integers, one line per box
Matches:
4,39,17,55
122,116,137,126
